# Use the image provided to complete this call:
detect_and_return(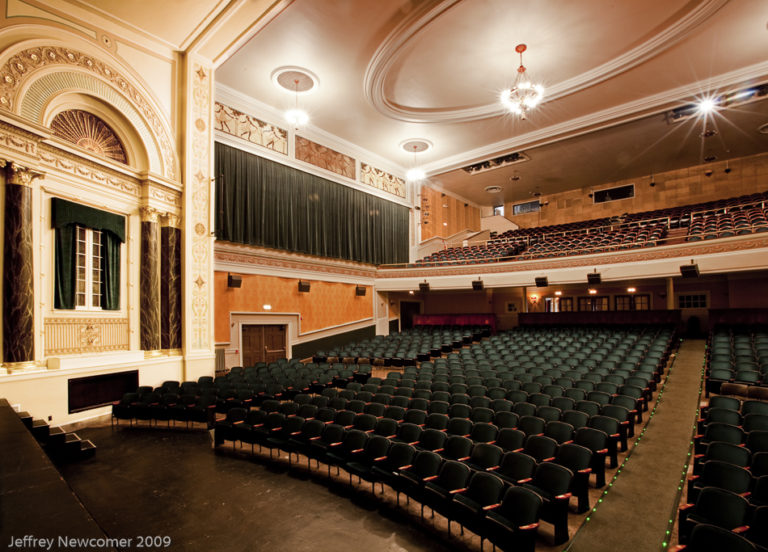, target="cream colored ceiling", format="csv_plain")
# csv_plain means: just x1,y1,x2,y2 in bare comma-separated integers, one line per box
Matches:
212,0,768,206
62,0,229,48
